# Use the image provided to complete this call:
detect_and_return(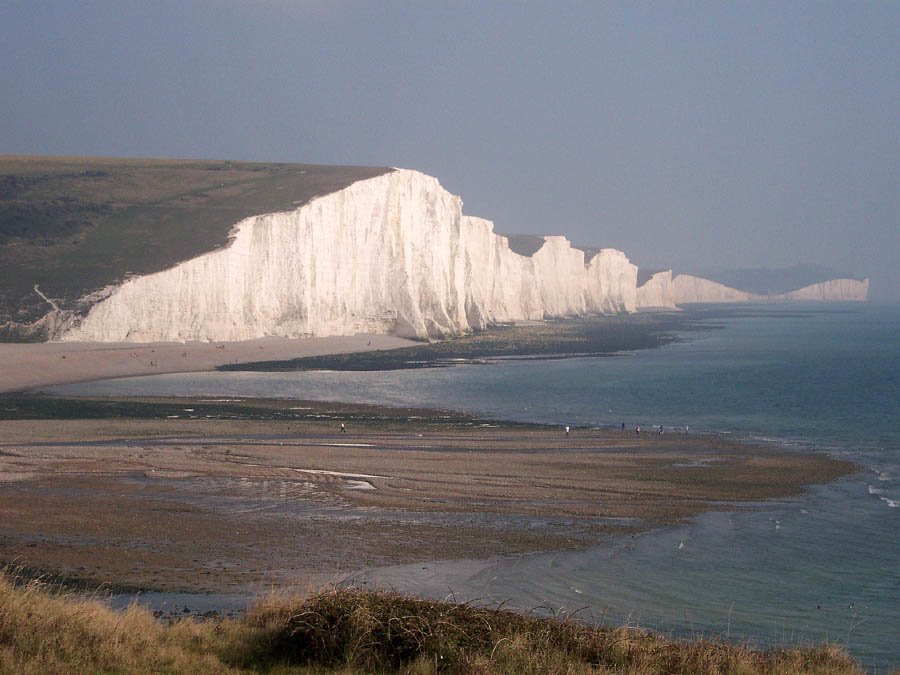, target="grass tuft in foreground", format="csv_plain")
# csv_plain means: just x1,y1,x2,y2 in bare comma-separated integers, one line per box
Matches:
246,588,863,674
0,570,864,674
